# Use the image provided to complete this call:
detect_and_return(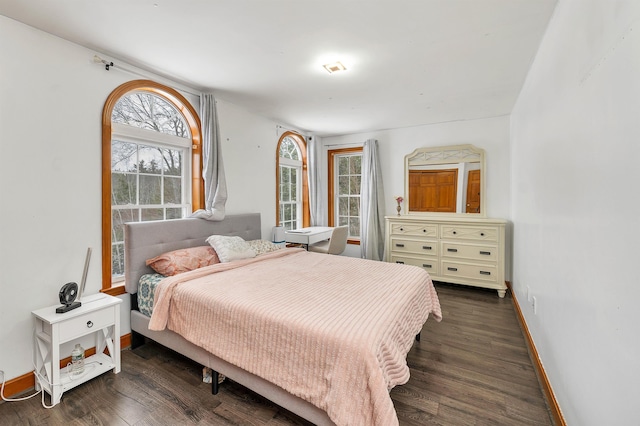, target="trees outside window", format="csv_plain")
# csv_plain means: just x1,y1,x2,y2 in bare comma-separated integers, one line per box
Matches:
102,81,202,294
276,132,309,229
328,148,363,243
